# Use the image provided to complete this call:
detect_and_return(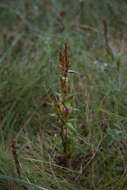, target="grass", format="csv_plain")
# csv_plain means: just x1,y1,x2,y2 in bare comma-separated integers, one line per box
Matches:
0,0,127,189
